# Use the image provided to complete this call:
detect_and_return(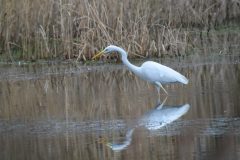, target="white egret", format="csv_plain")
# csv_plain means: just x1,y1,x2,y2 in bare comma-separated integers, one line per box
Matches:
92,45,188,95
